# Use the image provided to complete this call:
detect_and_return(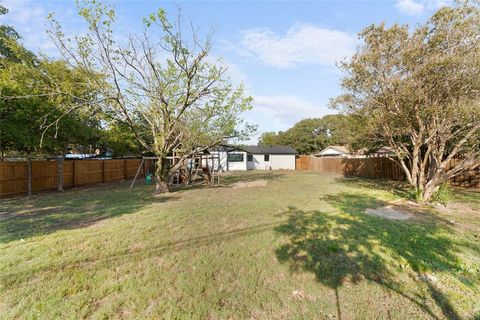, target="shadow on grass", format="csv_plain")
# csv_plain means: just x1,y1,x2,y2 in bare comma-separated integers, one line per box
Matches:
451,189,480,208
275,193,467,320
0,184,178,244
336,176,413,199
